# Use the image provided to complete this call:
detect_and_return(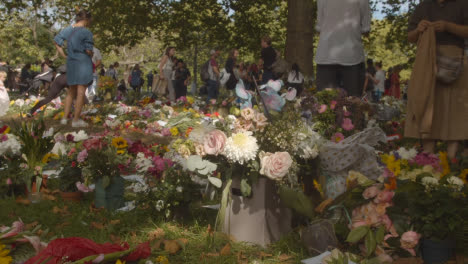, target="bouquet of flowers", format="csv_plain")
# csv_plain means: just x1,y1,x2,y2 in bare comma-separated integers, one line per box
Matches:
97,76,117,100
